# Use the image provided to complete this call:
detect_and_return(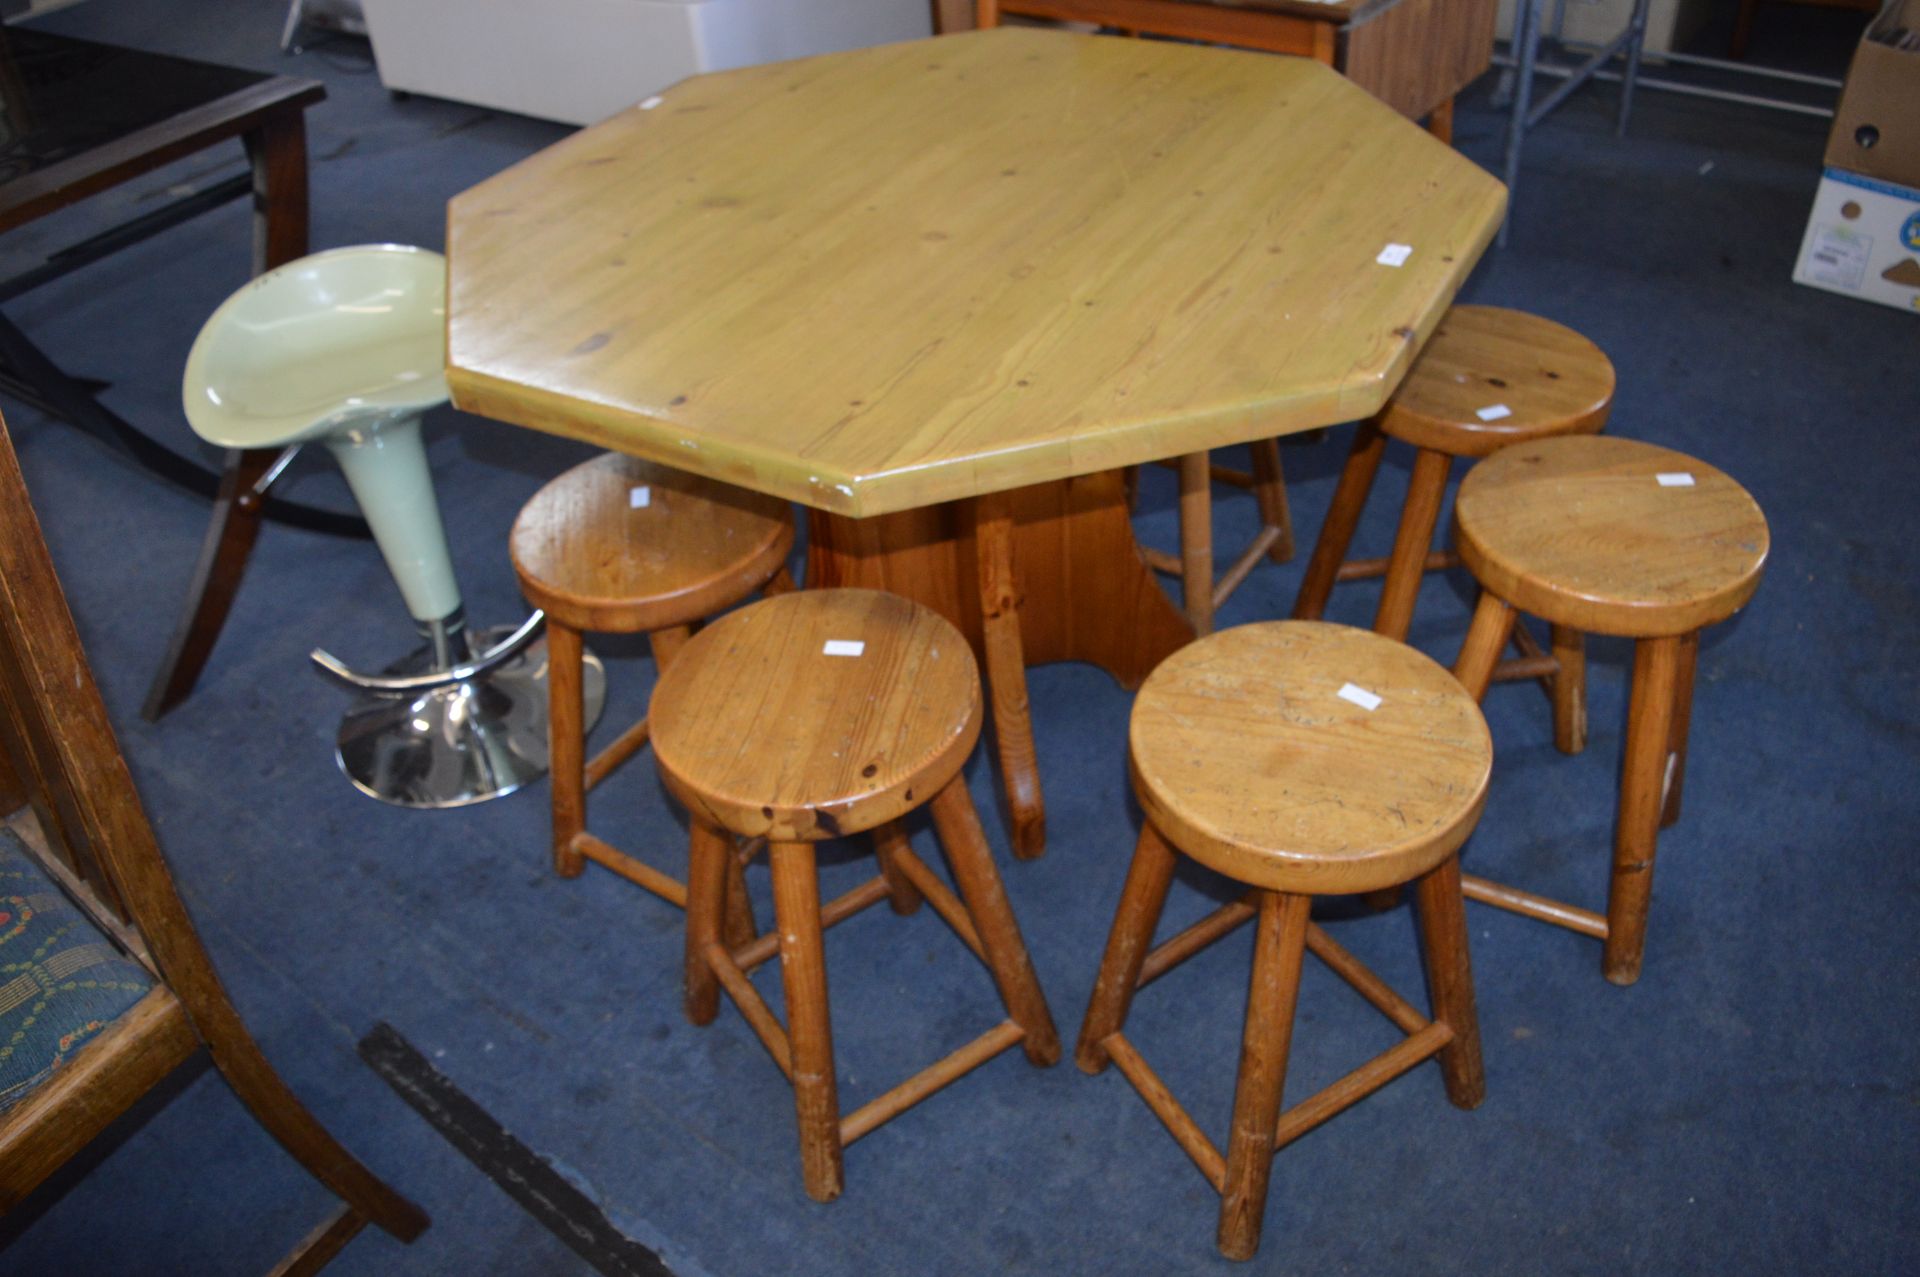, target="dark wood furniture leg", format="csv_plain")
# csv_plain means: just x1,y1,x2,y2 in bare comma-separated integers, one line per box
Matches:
143,106,312,720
